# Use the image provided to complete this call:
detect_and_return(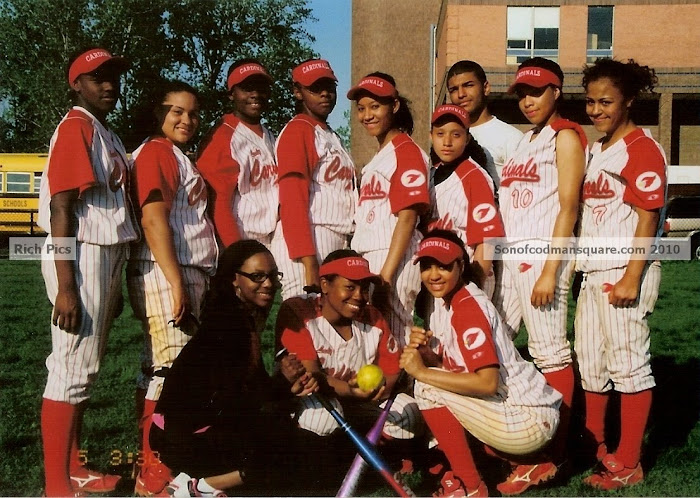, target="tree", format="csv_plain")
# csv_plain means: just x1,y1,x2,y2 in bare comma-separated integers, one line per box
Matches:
0,0,317,152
